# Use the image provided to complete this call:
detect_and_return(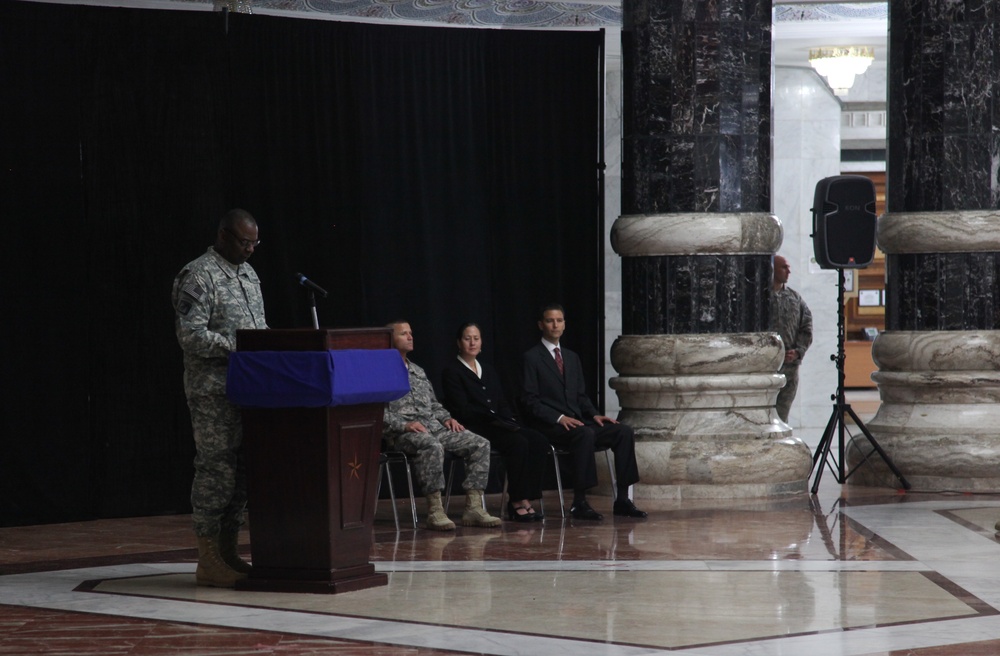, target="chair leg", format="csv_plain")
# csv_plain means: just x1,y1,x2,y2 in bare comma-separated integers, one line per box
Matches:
440,449,516,516
547,447,614,515
444,460,486,513
605,450,617,501
498,473,509,518
442,459,487,510
401,458,418,529
380,461,401,531
549,446,566,518
444,459,457,512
